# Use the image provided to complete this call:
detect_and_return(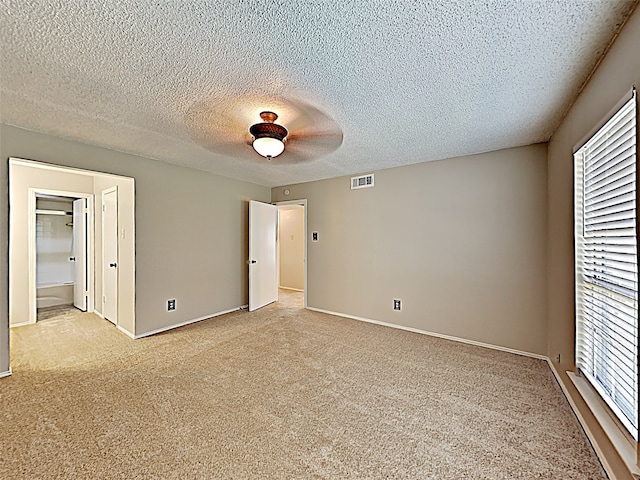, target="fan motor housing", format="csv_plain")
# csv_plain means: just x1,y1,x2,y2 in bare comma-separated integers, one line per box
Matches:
249,122,288,141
